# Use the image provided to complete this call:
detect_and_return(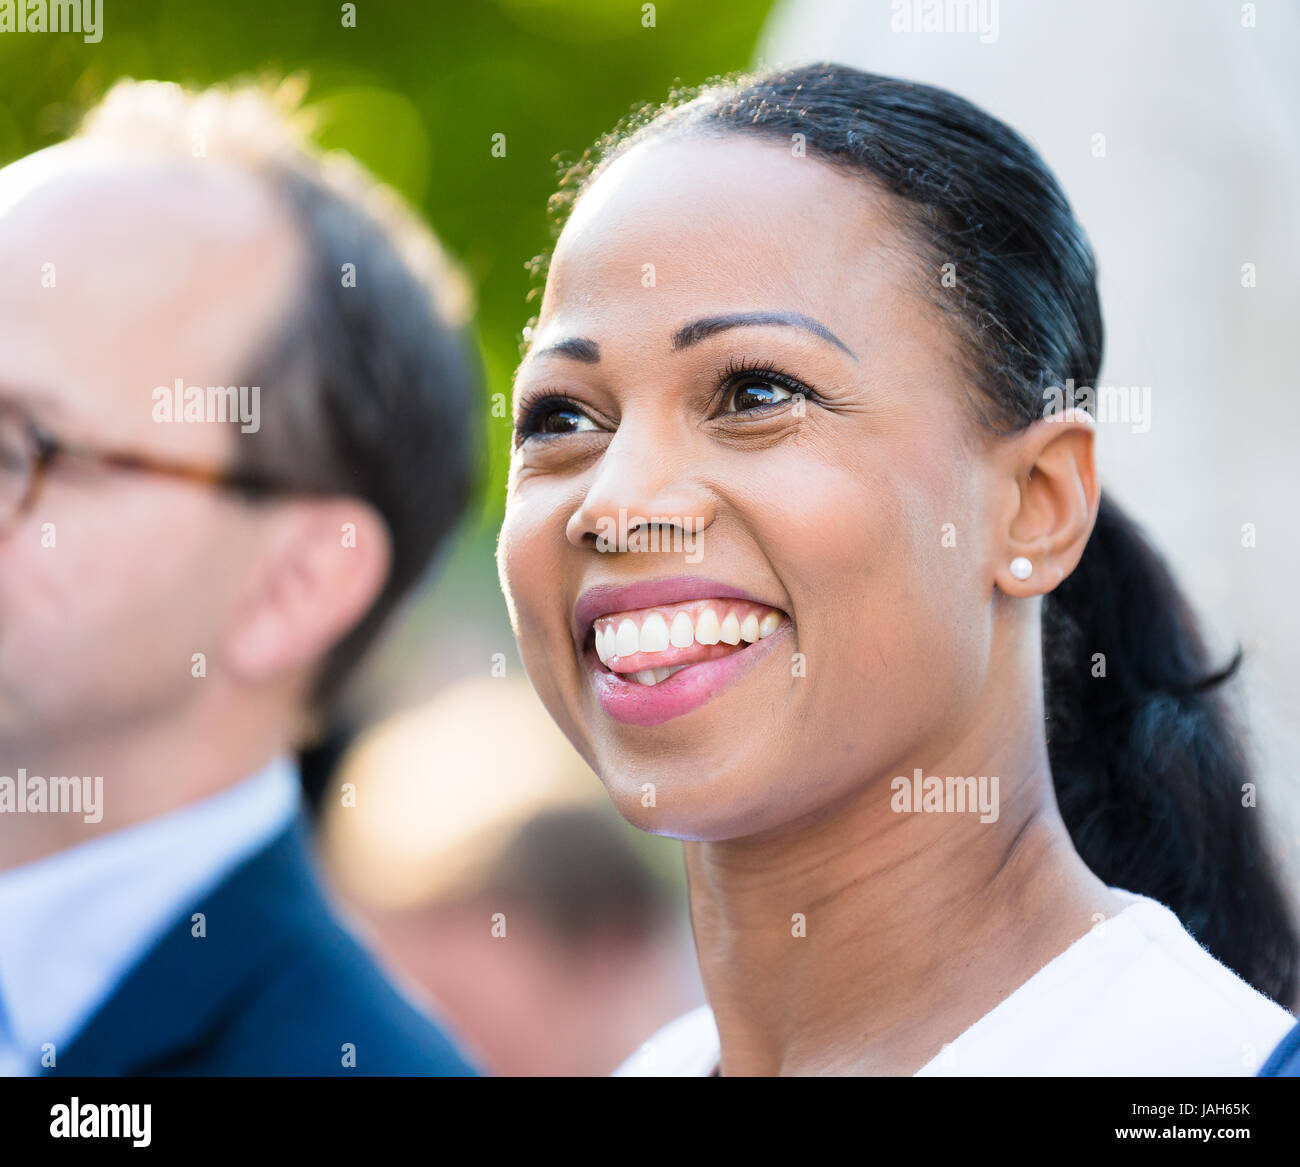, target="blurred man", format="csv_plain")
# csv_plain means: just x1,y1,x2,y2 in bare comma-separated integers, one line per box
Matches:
0,79,480,1075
